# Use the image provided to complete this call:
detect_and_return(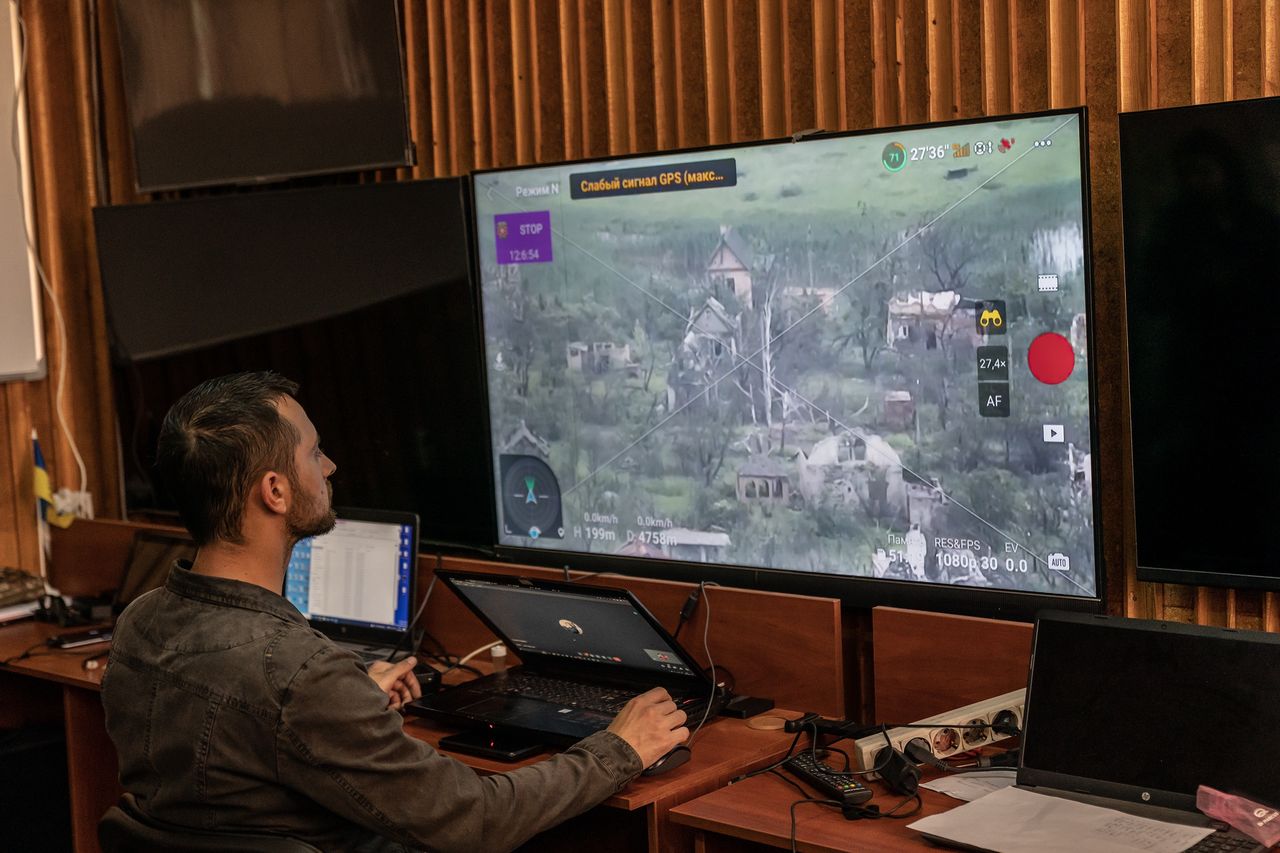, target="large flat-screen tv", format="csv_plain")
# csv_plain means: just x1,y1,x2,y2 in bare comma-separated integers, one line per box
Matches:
114,0,413,191
1120,96,1280,591
95,178,494,553
470,108,1103,617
